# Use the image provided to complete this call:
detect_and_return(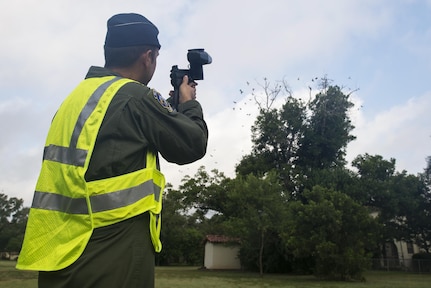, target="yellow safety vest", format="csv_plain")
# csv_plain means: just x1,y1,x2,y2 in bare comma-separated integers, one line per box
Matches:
16,76,165,271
